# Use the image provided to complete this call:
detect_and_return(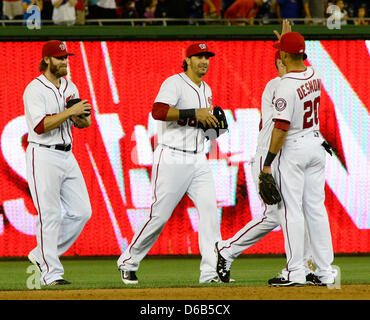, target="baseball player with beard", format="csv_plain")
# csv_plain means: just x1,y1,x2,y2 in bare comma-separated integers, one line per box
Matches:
117,43,224,284
215,21,315,285
24,40,92,285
